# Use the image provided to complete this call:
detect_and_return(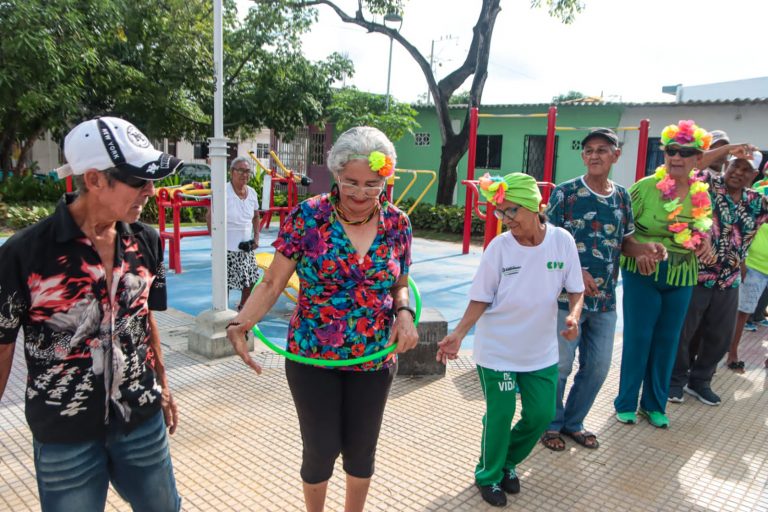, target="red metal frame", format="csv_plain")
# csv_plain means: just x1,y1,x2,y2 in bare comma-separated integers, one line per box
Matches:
462,107,480,254
542,106,557,204
635,119,650,182
156,188,210,274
